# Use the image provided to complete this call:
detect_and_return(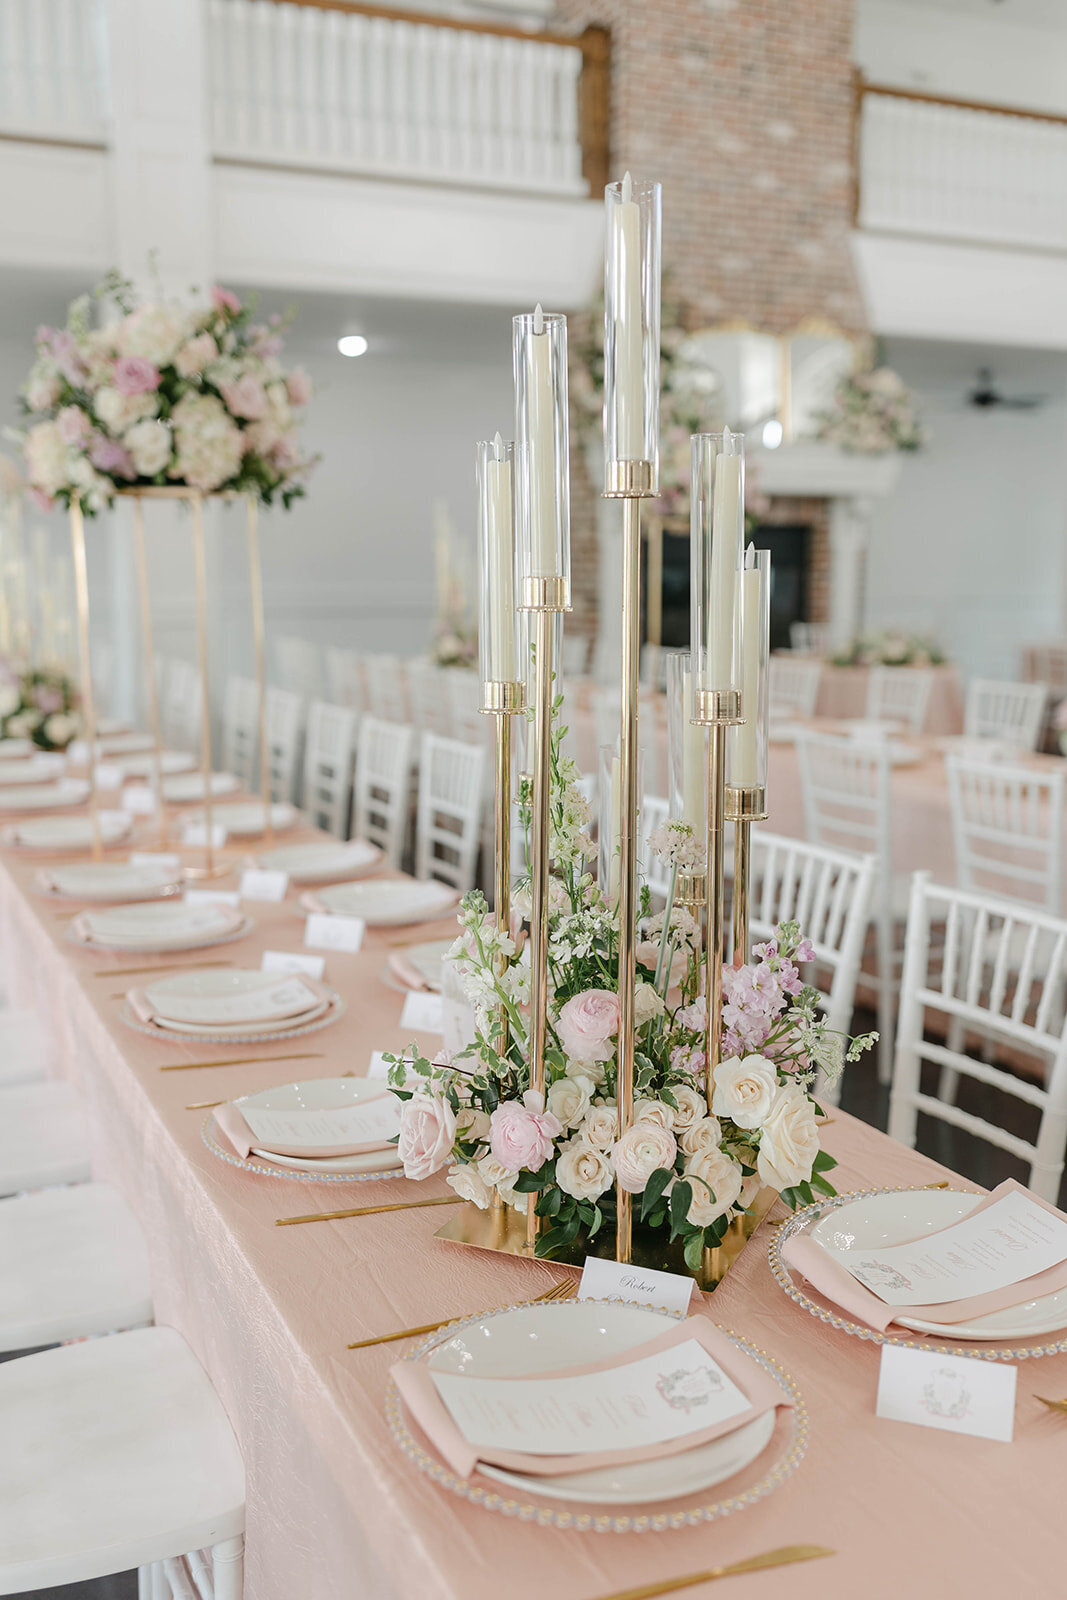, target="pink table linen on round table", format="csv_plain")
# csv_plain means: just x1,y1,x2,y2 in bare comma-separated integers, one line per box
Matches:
814,663,965,735
1,829,1065,1600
